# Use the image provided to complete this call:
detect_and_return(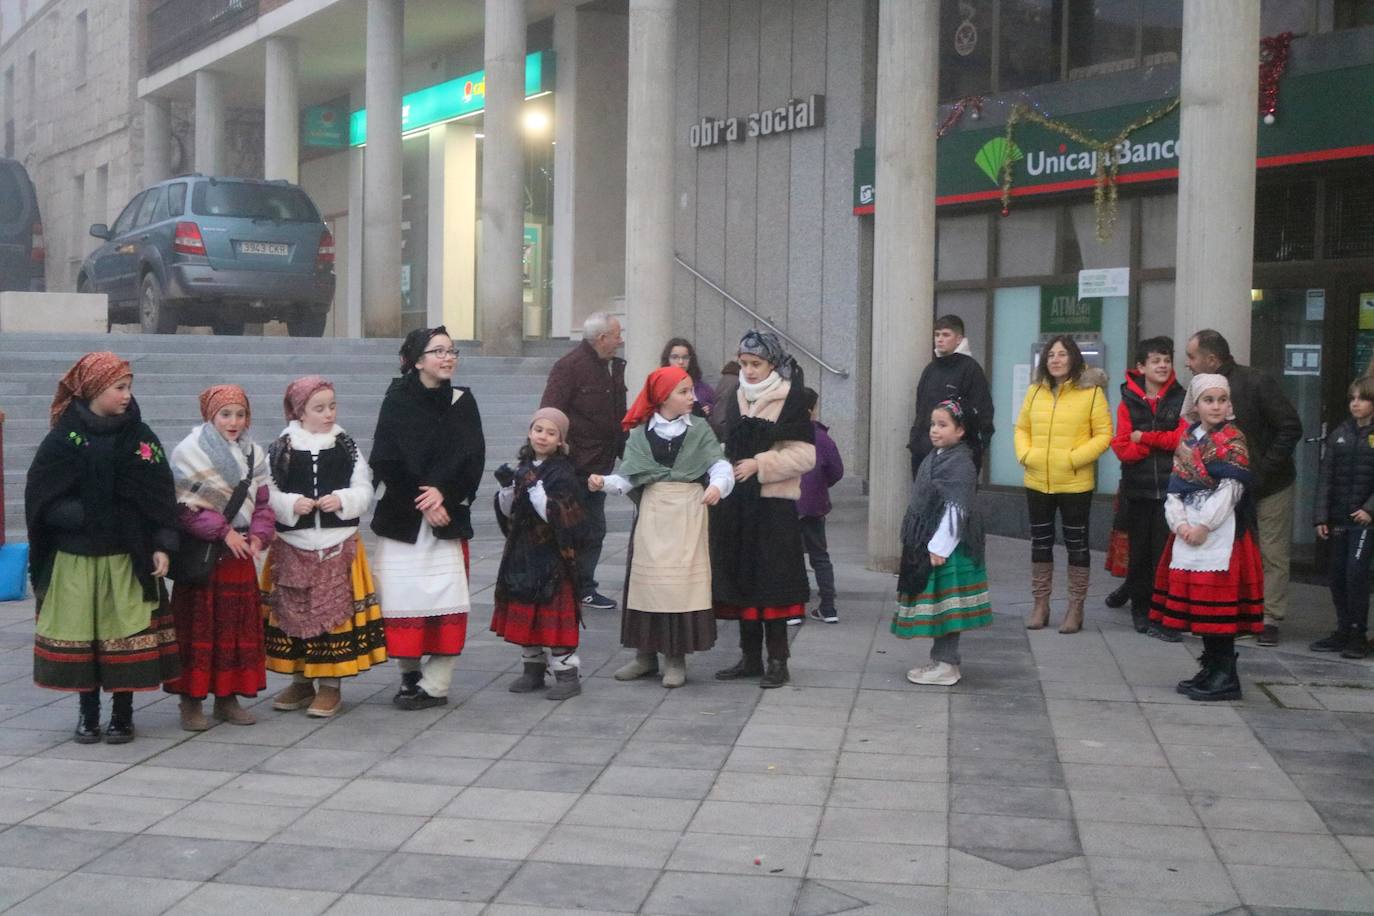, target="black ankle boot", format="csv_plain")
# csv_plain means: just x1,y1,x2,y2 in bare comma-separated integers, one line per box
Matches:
104,691,135,744
759,658,790,689
1176,649,1216,695
393,670,421,705
1131,608,1150,634
714,653,765,680
74,690,101,744
1105,582,1130,609
1185,652,1241,702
